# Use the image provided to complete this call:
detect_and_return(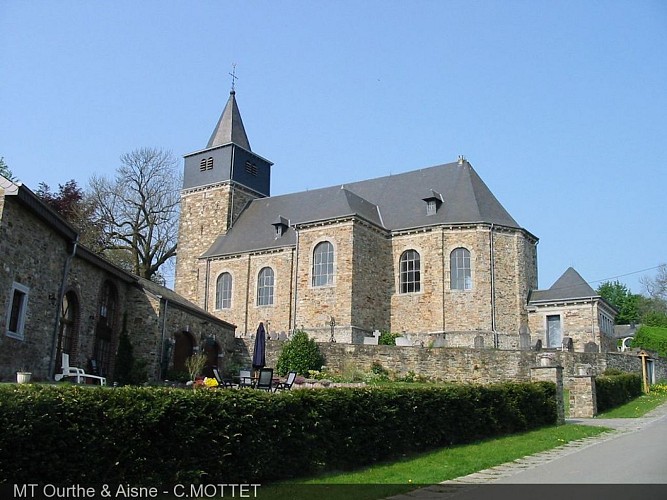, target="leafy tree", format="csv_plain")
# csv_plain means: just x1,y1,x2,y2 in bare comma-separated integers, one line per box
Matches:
631,325,667,356
35,180,106,252
637,265,667,326
276,330,324,376
0,157,16,181
89,147,180,283
596,280,639,325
